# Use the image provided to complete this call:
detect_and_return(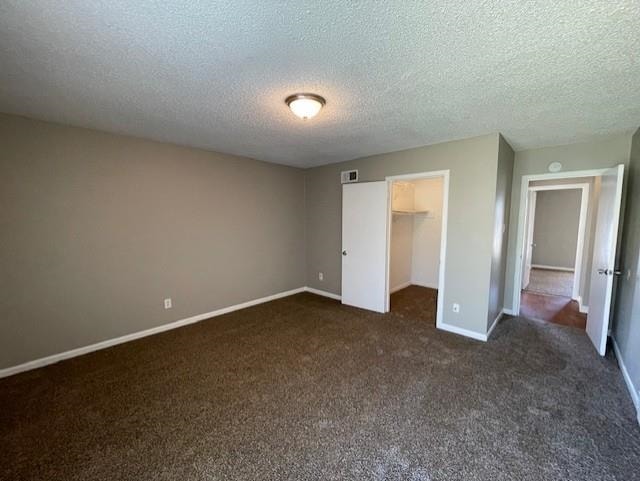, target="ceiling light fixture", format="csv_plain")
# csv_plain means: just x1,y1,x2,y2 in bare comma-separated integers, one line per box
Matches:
285,93,325,120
